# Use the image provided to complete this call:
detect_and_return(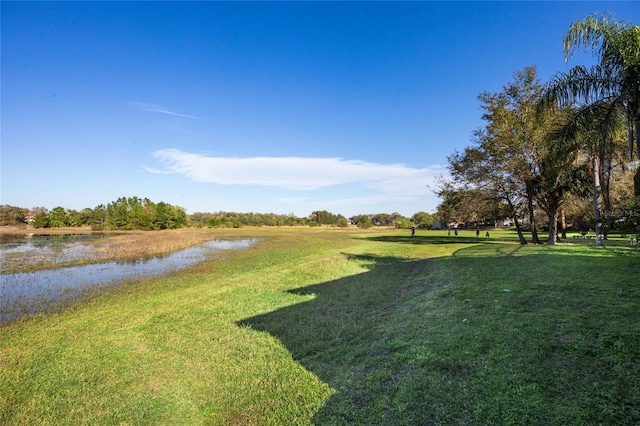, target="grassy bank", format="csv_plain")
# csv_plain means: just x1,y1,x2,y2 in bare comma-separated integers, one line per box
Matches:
1,228,638,424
